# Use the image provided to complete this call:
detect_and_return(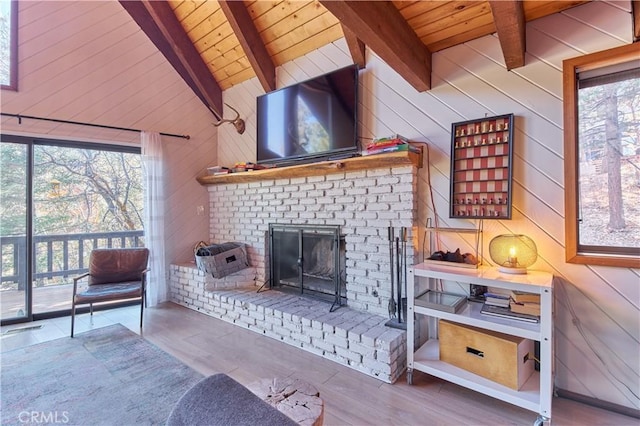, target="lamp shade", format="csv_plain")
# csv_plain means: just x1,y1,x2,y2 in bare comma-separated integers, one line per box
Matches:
489,234,538,274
